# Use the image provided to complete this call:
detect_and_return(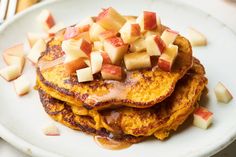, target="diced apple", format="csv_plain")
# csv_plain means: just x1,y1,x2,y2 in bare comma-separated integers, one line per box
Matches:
157,44,178,72
91,51,103,74
193,106,213,129
187,27,207,46
98,30,117,41
129,38,146,52
101,64,122,80
76,67,93,82
214,82,233,103
27,39,46,64
48,22,66,37
74,31,91,42
124,52,151,70
62,39,92,62
64,57,87,74
76,17,94,28
77,24,91,33
43,124,60,136
13,74,31,96
144,30,159,38
64,26,79,40
3,55,25,72
146,35,166,56
0,65,21,81
37,9,55,30
27,32,48,47
161,29,178,46
104,37,128,65
119,22,141,43
89,23,106,41
93,41,104,51
136,11,157,32
84,59,91,67
101,52,112,64
96,7,126,31
2,44,24,58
